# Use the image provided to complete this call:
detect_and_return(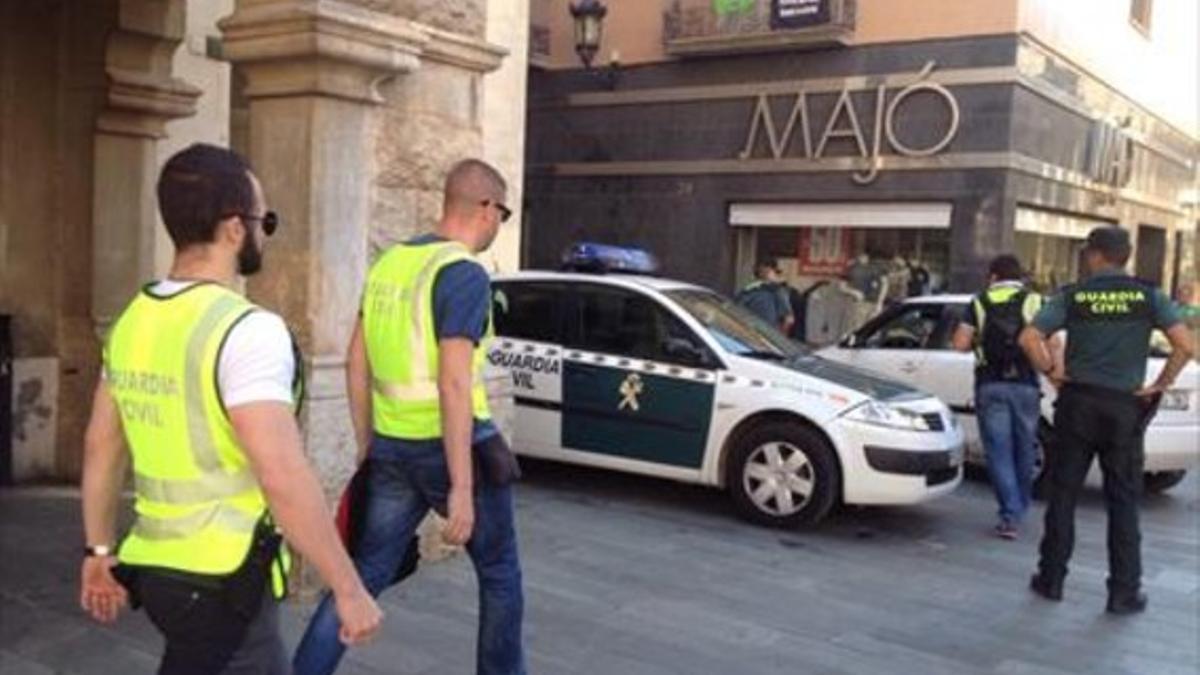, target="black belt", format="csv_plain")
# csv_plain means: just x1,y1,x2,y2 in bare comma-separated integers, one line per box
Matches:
1062,381,1138,402
1062,381,1162,432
